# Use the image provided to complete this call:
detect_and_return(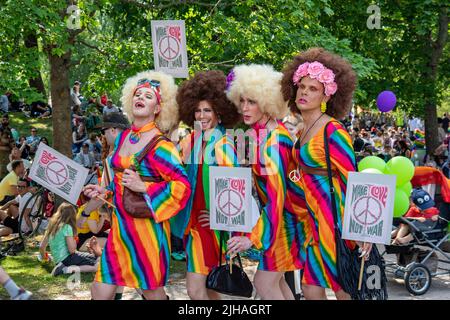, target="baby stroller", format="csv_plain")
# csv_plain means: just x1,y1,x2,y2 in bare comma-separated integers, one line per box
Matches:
382,167,450,295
